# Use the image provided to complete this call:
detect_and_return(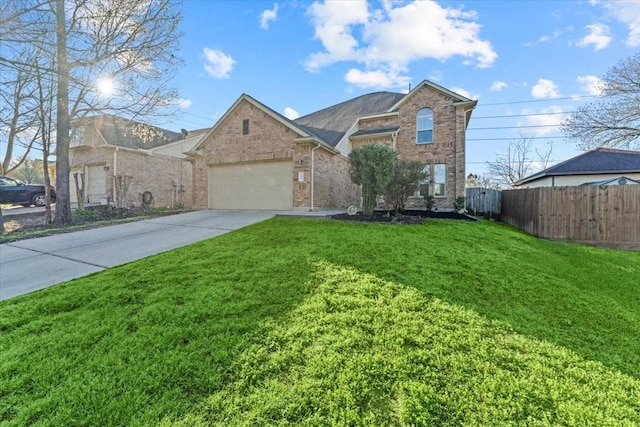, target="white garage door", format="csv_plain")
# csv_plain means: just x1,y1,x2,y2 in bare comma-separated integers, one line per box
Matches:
69,171,79,204
208,161,293,210
87,165,107,204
